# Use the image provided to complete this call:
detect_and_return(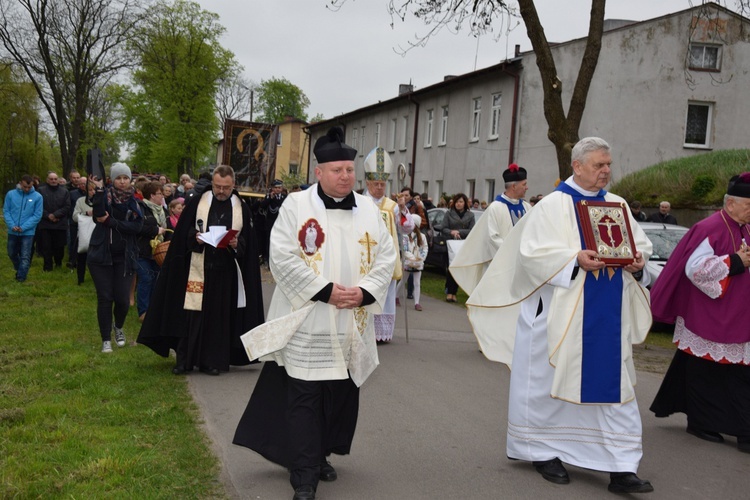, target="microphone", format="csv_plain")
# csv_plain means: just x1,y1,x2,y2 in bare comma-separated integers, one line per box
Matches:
197,219,204,233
